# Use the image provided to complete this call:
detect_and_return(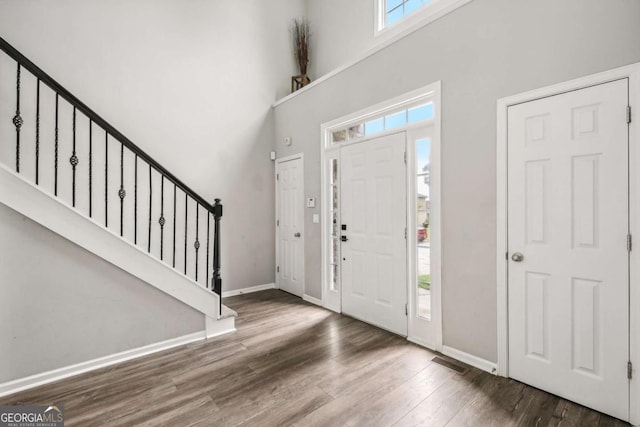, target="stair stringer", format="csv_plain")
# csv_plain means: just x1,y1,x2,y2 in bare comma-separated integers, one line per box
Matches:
0,163,223,320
